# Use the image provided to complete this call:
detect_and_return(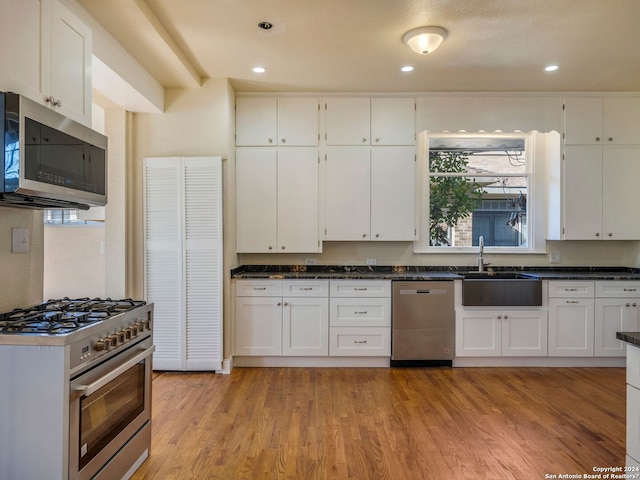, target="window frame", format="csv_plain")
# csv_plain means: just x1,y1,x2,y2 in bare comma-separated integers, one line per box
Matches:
414,130,551,254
